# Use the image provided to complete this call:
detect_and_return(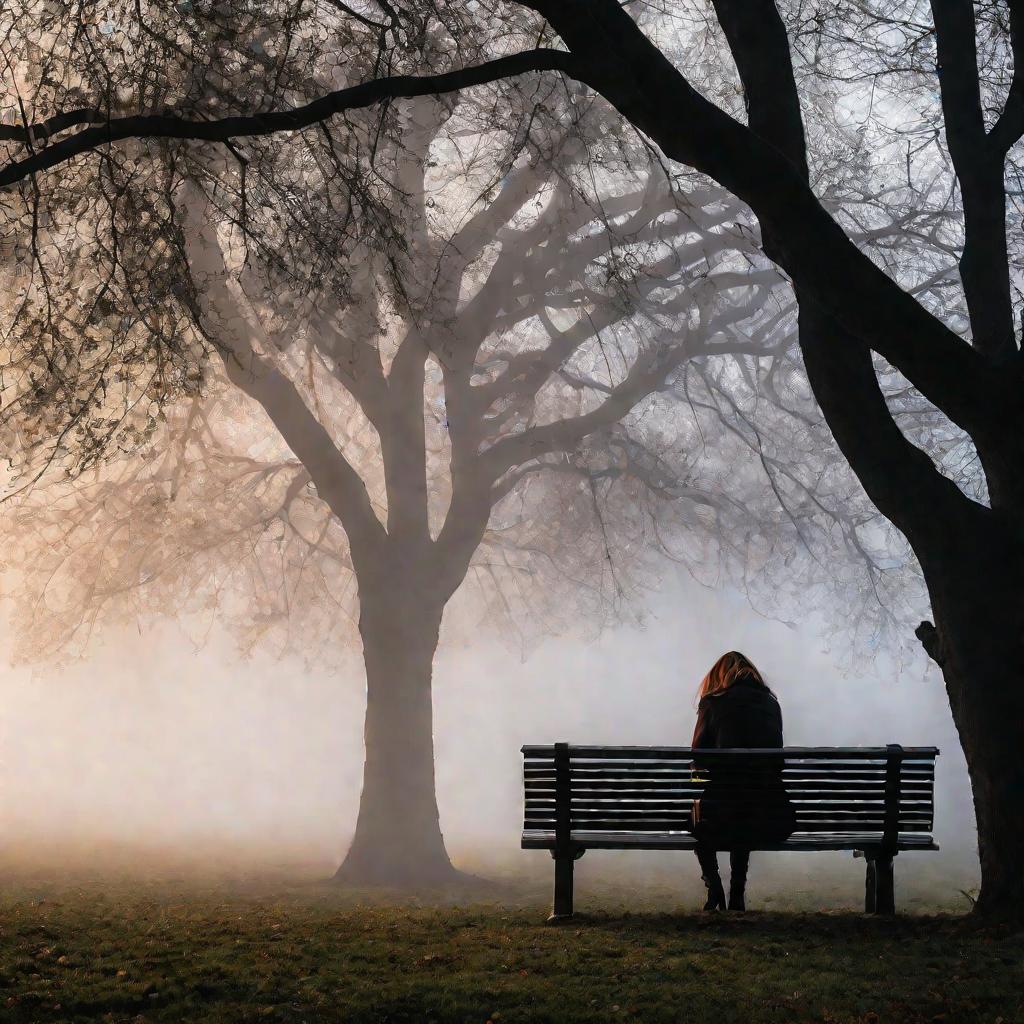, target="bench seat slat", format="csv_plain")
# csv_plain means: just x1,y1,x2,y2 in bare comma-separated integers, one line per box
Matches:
521,829,938,851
